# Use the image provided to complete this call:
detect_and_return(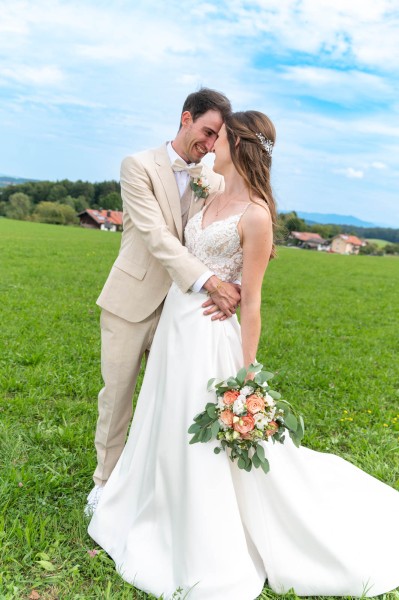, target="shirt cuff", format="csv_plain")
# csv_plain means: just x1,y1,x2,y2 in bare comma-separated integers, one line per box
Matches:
192,271,214,293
